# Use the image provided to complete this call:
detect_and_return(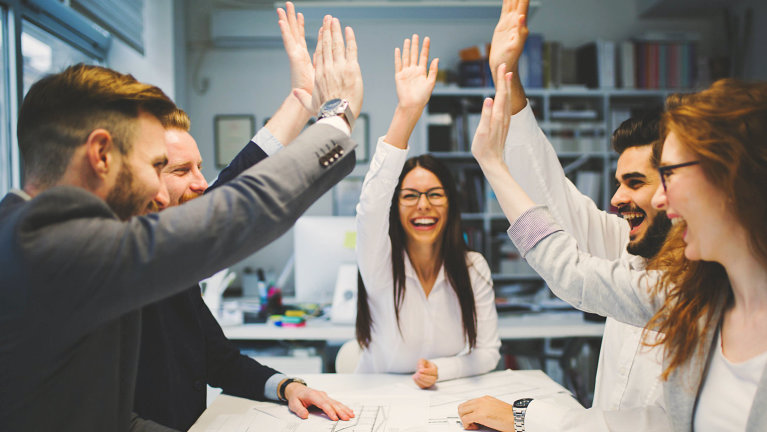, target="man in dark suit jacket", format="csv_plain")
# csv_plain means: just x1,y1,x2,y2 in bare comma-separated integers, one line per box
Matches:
133,106,322,430
0,15,363,431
